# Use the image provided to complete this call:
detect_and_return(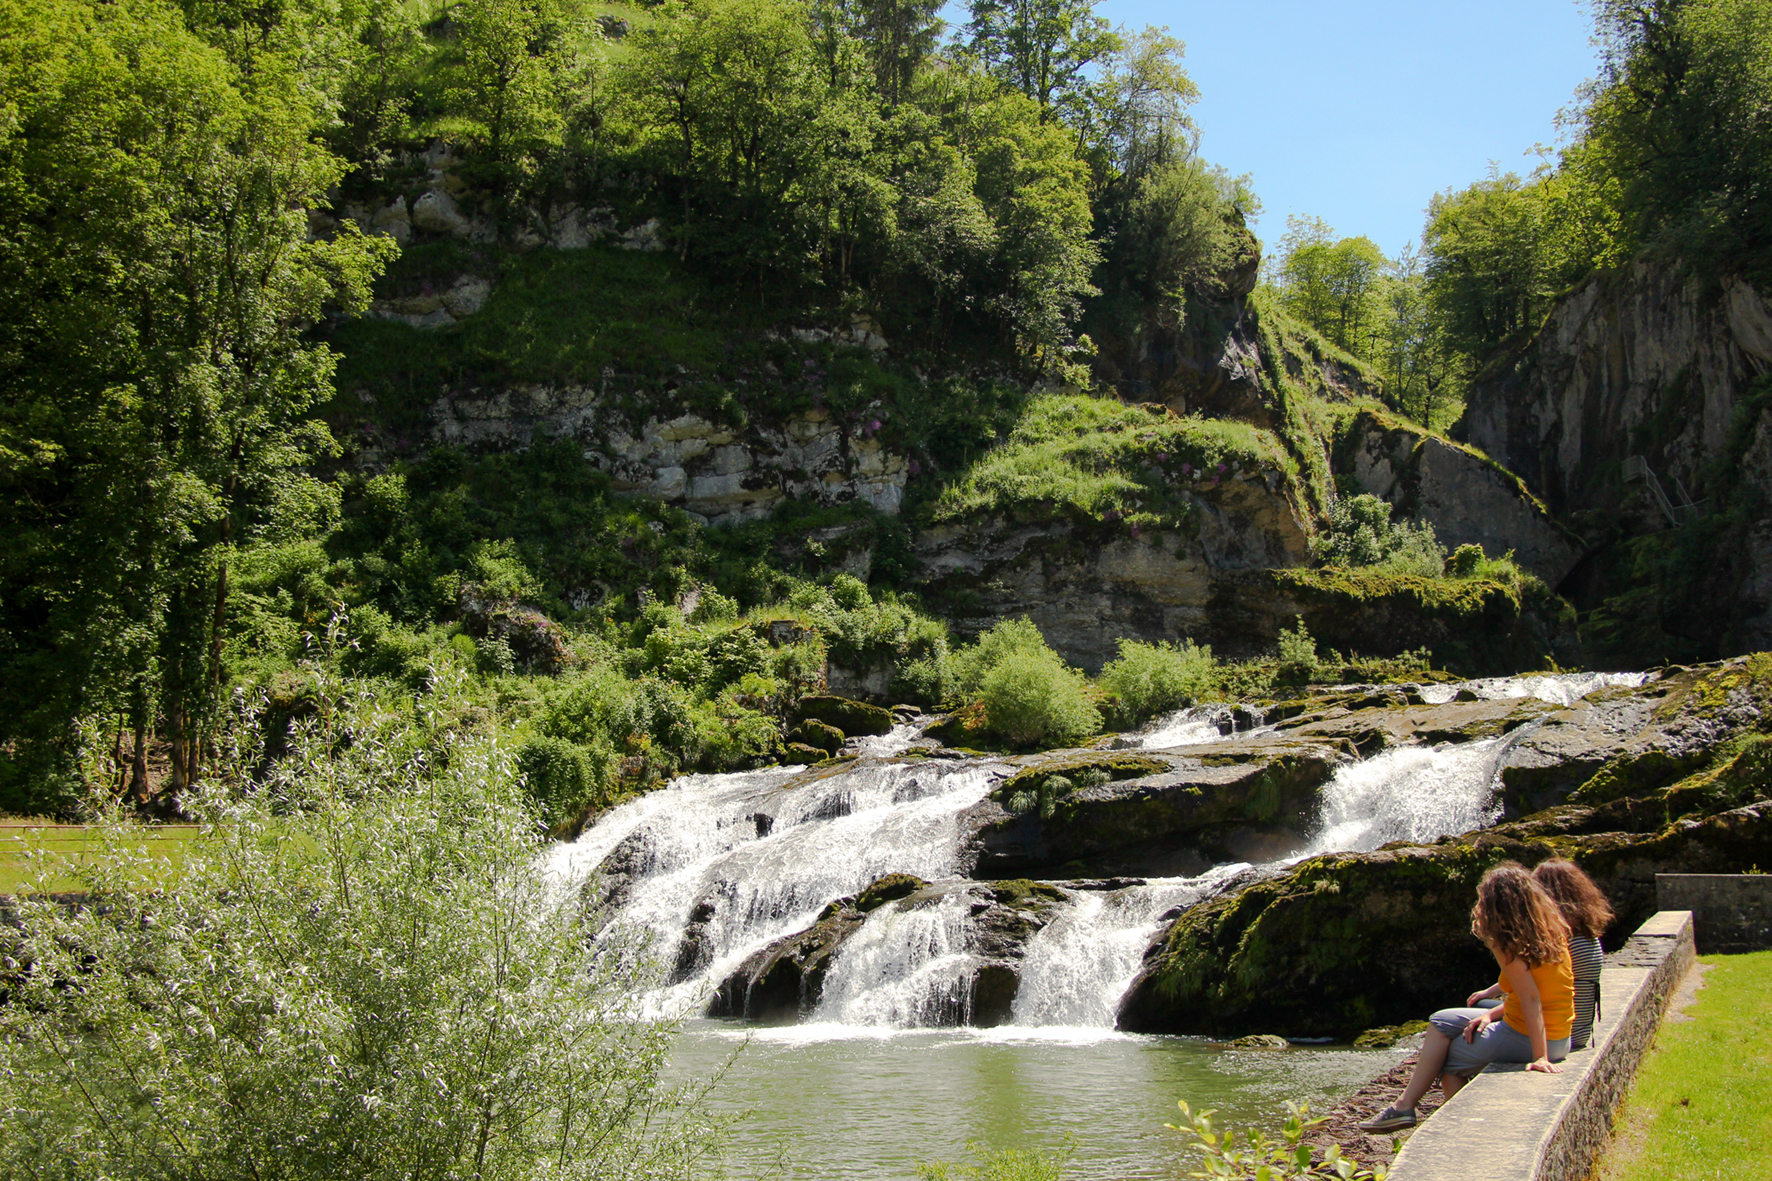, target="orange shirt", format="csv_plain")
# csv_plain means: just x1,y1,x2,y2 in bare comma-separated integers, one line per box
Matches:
1499,946,1574,1041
